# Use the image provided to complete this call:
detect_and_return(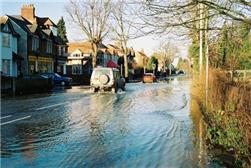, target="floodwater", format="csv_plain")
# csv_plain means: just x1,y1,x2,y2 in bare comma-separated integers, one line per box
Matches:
1,78,222,168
